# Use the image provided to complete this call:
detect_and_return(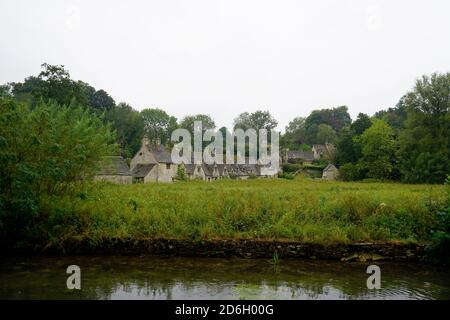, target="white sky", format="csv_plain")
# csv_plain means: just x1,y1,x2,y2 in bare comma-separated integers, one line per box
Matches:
1,0,449,131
